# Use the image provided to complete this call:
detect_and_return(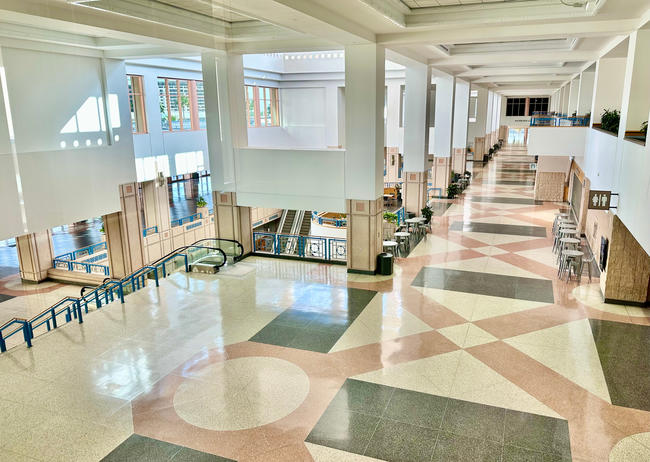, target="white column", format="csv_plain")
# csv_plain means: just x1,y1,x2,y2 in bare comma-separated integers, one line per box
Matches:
431,72,455,193
592,57,627,124
568,78,580,115
577,69,596,116
452,79,470,174
344,44,385,274
344,44,385,201
202,52,247,193
621,29,650,134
